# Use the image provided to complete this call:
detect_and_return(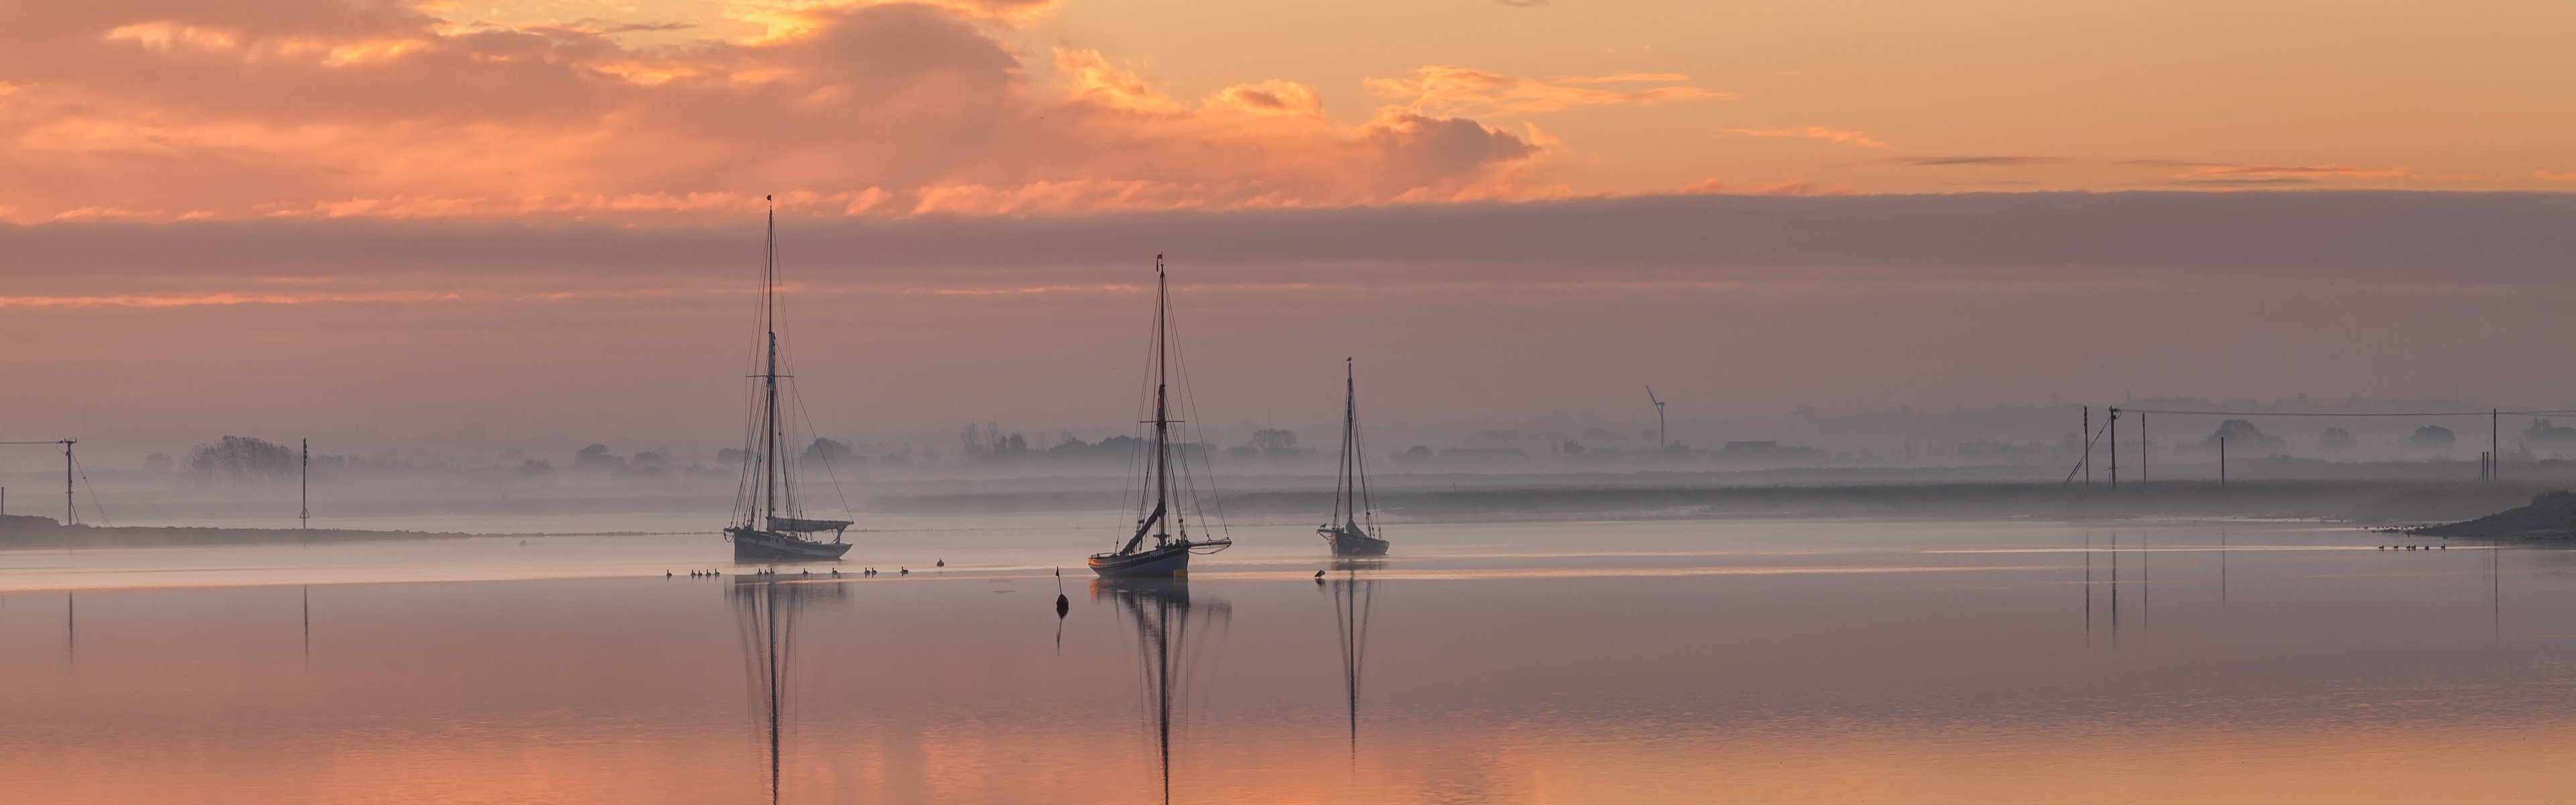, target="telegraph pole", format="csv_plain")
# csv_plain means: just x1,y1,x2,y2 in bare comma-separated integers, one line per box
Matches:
0,440,77,525
2108,408,2120,489
300,439,310,529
